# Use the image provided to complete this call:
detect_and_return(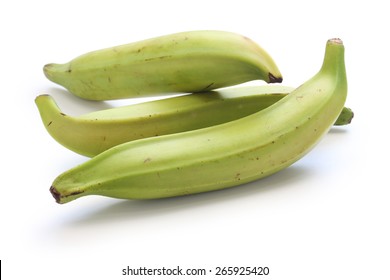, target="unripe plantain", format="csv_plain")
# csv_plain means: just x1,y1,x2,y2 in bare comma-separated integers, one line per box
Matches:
50,38,348,204
35,85,353,157
43,30,282,100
